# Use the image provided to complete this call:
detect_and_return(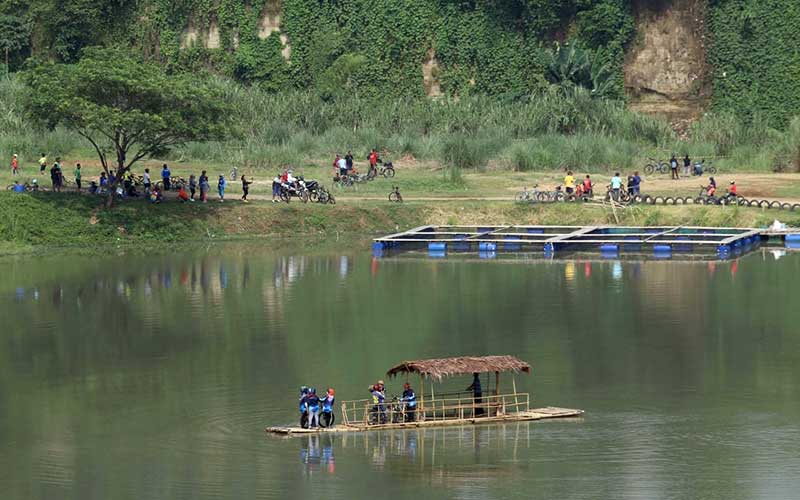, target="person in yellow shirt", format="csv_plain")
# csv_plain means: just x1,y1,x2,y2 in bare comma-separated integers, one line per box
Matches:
38,153,47,174
564,170,575,195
